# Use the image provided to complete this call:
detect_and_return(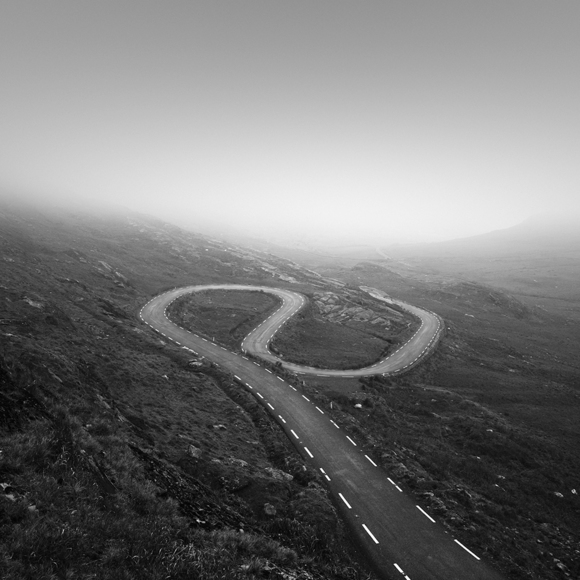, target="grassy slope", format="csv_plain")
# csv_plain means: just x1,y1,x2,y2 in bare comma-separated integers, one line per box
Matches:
0,203,375,580
168,289,281,351
269,299,391,369
296,261,580,580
